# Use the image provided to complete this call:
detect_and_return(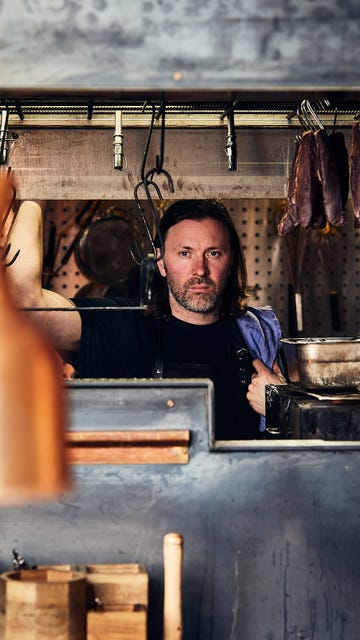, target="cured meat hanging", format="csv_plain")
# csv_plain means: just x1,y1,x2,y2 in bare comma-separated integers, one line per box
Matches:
277,140,300,236
295,130,325,230
278,119,347,236
350,120,360,228
314,128,346,227
328,130,349,209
